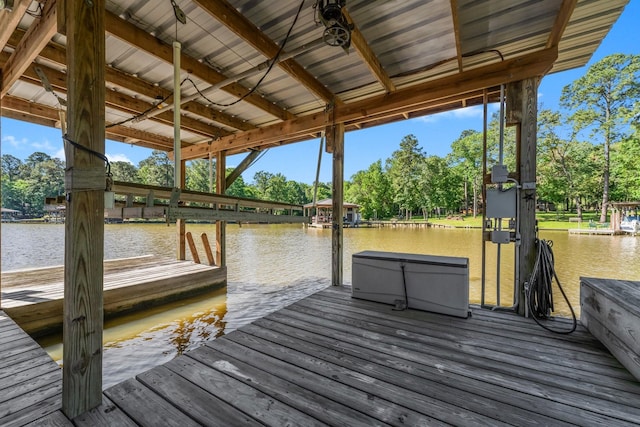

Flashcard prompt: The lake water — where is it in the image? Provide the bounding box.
[2,222,639,388]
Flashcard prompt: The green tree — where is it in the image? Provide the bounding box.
[346,160,392,219]
[185,159,212,192]
[16,152,64,216]
[110,161,139,183]
[284,180,308,204]
[137,150,174,187]
[448,130,484,217]
[226,171,254,198]
[265,173,288,201]
[421,155,461,217]
[386,134,426,219]
[560,53,640,222]
[1,154,22,181]
[537,110,600,217]
[610,134,640,201]
[252,171,274,199]
[306,182,331,202]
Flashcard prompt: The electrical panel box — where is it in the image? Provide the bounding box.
[491,230,511,244]
[486,187,516,218]
[352,251,469,318]
[491,165,509,183]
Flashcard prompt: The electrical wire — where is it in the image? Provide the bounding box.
[525,239,577,334]
[62,135,111,177]
[105,78,190,129]
[189,0,306,108]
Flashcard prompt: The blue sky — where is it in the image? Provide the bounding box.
[1,1,638,184]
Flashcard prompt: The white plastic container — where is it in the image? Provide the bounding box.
[352,250,470,318]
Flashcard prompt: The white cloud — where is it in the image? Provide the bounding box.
[414,104,499,124]
[31,138,61,153]
[53,148,66,161]
[107,153,133,164]
[1,135,26,148]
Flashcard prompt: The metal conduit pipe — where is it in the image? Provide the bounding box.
[173,40,181,186]
[143,38,327,121]
[495,84,505,307]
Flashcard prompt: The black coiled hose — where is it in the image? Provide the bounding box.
[525,239,577,334]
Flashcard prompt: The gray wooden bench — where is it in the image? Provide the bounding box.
[580,277,640,380]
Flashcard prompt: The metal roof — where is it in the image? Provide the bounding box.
[0,0,630,158]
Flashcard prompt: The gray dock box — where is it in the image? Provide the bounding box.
[352,251,470,318]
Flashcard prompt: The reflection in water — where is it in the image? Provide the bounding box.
[3,222,640,387]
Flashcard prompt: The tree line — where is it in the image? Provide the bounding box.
[2,54,639,220]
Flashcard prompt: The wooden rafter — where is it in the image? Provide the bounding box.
[6,28,253,132]
[450,0,464,72]
[181,46,557,160]
[0,0,30,49]
[14,61,228,138]
[547,0,578,48]
[1,95,177,151]
[343,8,395,93]
[104,11,295,122]
[193,0,337,104]
[0,0,57,97]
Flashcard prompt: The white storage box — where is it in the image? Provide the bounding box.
[352,250,470,318]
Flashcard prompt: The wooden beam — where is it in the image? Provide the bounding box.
[181,46,557,160]
[343,9,395,93]
[193,0,337,104]
[62,0,105,417]
[216,151,227,268]
[6,27,253,132]
[547,0,578,49]
[1,0,57,97]
[0,0,30,49]
[1,95,177,150]
[14,60,228,139]
[450,0,464,72]
[328,123,344,286]
[105,11,294,122]
[226,149,261,188]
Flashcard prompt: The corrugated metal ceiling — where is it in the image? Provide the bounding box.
[0,0,630,153]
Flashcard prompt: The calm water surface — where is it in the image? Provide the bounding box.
[2,222,639,388]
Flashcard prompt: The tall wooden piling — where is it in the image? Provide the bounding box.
[216,150,226,267]
[327,122,344,286]
[506,78,538,316]
[63,0,105,417]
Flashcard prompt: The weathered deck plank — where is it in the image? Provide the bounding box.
[99,285,640,426]
[1,257,226,336]
[3,284,640,426]
[0,311,62,427]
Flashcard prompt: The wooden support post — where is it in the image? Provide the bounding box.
[507,79,538,316]
[328,122,344,286]
[216,151,226,267]
[63,0,105,417]
[185,232,200,264]
[201,233,216,266]
[177,160,186,260]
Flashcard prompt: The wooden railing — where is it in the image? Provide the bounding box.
[106,181,309,223]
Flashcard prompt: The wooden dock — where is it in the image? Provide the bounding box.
[0,311,62,426]
[1,256,226,336]
[14,284,635,426]
[568,227,621,235]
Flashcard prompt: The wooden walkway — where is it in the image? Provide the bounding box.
[20,284,635,426]
[0,311,62,427]
[1,256,226,336]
